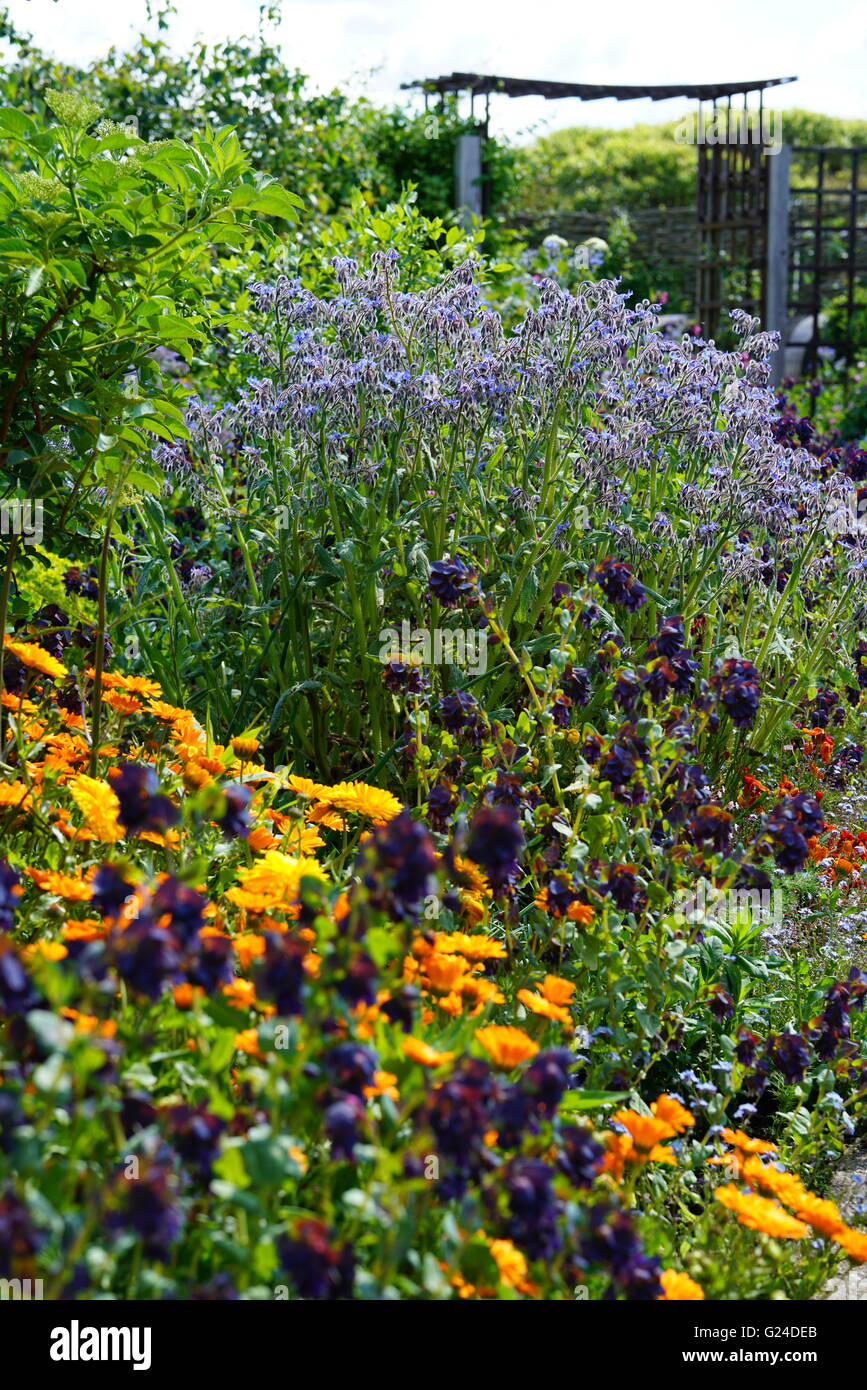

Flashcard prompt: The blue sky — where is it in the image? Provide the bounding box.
[6,0,867,142]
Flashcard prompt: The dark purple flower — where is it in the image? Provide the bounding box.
[164,1104,226,1182]
[0,862,21,932]
[0,1188,42,1276]
[0,940,38,1015]
[502,1158,561,1261]
[465,805,524,894]
[277,1220,354,1299]
[115,1164,183,1261]
[109,762,180,836]
[324,1095,366,1161]
[91,864,134,918]
[110,919,181,1000]
[359,809,436,922]
[770,1031,811,1083]
[589,557,647,612]
[558,1126,604,1189]
[714,657,761,728]
[325,1043,378,1098]
[257,932,307,1016]
[217,784,252,839]
[428,556,480,608]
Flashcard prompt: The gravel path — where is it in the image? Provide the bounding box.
[818,1144,867,1299]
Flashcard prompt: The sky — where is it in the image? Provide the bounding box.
[5,0,867,143]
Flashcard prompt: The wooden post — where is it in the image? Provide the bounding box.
[455,132,483,228]
[766,144,791,386]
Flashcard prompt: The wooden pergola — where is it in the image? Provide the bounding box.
[402,72,798,342]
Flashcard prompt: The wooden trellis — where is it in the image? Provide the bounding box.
[402,72,796,343]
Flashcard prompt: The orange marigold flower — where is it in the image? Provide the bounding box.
[68,774,123,843]
[0,781,32,811]
[424,952,470,993]
[102,689,144,716]
[62,918,107,942]
[517,988,571,1024]
[488,1238,529,1290]
[322,780,403,823]
[834,1227,867,1262]
[234,1028,265,1061]
[148,699,192,722]
[286,773,331,800]
[304,803,347,831]
[402,1037,455,1067]
[475,1025,539,1068]
[719,1127,778,1154]
[24,940,67,962]
[363,1070,399,1101]
[651,1094,695,1134]
[230,735,261,759]
[27,868,93,900]
[540,974,575,1005]
[450,856,491,896]
[433,931,507,961]
[658,1269,705,1301]
[612,1108,677,1150]
[567,901,595,925]
[3,635,66,680]
[714,1184,809,1239]
[226,851,327,911]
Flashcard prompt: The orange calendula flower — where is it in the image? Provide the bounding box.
[230,735,261,759]
[304,803,347,831]
[27,868,93,900]
[432,931,507,961]
[402,1037,455,1067]
[487,1238,529,1291]
[233,933,266,971]
[286,773,331,800]
[0,781,32,811]
[719,1128,778,1154]
[424,952,470,993]
[714,1184,809,1239]
[567,901,595,925]
[834,1227,867,1262]
[226,851,327,912]
[101,689,144,717]
[24,940,67,962]
[450,856,491,896]
[62,918,107,942]
[172,983,195,1009]
[68,774,124,843]
[540,974,575,1005]
[148,699,191,723]
[221,978,257,1010]
[475,1025,539,1068]
[3,635,67,680]
[651,1094,695,1134]
[234,1028,265,1061]
[322,780,403,823]
[517,988,571,1024]
[612,1108,677,1150]
[658,1269,705,1301]
[364,1070,399,1101]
